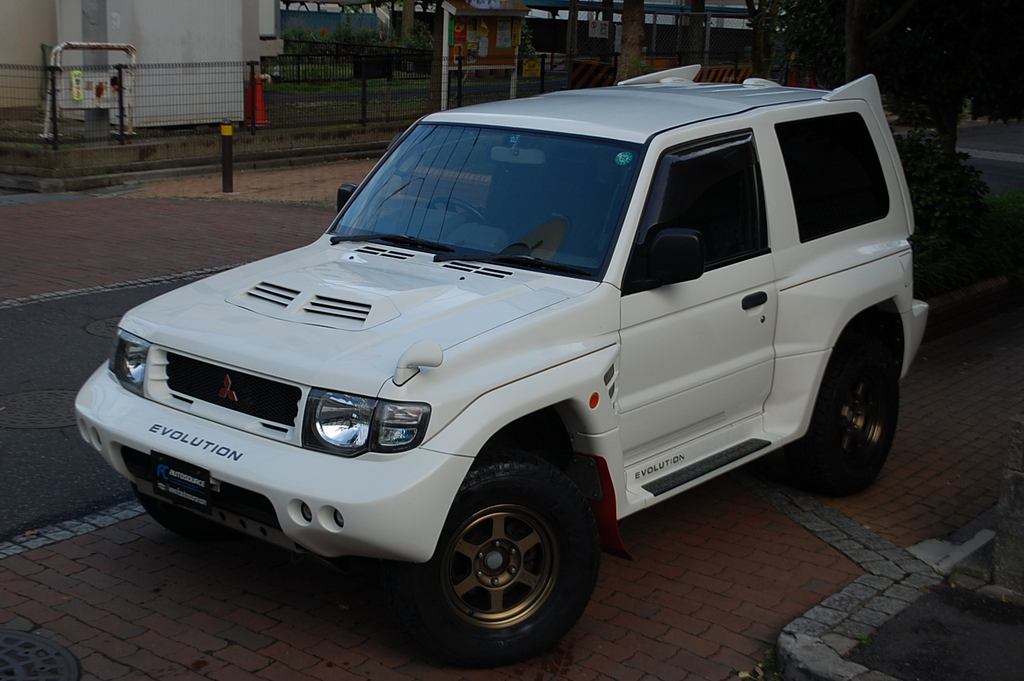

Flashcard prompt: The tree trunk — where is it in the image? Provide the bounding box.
[745,0,779,78]
[686,0,705,65]
[402,0,415,45]
[928,97,961,155]
[845,0,869,82]
[617,0,646,81]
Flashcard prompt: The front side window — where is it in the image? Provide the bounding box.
[623,131,767,292]
[332,124,641,277]
[776,112,890,242]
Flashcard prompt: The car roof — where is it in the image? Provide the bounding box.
[425,82,827,144]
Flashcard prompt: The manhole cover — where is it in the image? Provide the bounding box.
[0,630,81,681]
[0,391,78,429]
[84,317,120,339]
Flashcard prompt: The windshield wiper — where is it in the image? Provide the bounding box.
[330,233,454,253]
[434,251,591,276]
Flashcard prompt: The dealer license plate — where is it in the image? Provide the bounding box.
[153,452,212,514]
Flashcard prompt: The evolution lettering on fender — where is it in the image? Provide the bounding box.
[149,423,245,461]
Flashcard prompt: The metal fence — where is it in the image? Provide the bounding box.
[0,28,759,151]
[0,55,569,150]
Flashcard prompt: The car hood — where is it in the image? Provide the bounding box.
[120,239,598,396]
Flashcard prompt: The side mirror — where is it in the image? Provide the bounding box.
[336,182,358,213]
[648,227,705,287]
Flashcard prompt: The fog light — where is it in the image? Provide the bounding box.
[333,509,345,529]
[300,503,312,523]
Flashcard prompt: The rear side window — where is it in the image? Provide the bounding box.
[776,112,889,242]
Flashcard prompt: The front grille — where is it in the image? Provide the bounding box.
[166,353,301,427]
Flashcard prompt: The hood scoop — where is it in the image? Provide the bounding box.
[354,245,415,260]
[441,261,514,279]
[247,281,300,307]
[232,280,396,330]
[305,294,372,322]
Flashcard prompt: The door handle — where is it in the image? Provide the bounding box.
[742,291,768,310]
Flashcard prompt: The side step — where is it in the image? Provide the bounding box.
[642,438,771,496]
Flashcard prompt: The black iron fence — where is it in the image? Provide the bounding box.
[0,50,763,150]
[0,56,570,150]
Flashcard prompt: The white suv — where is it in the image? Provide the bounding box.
[77,67,927,667]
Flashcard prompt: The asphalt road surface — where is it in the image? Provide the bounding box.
[851,585,1024,681]
[0,281,190,538]
[959,120,1024,194]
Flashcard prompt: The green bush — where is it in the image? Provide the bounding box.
[893,130,1016,298]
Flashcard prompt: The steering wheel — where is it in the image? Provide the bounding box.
[431,196,486,225]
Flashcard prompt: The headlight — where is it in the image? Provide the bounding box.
[303,389,430,457]
[109,330,151,396]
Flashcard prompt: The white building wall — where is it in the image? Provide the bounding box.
[54,0,256,126]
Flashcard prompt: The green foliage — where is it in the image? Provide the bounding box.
[403,19,434,51]
[519,21,536,58]
[780,0,1024,150]
[896,132,1024,298]
[282,23,385,52]
[777,0,846,88]
[896,130,988,243]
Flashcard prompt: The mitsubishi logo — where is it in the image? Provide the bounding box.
[218,374,238,402]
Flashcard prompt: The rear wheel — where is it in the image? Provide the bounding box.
[786,336,899,496]
[383,451,600,667]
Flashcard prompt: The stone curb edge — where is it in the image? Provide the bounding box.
[0,500,144,558]
[738,473,943,681]
[0,264,243,310]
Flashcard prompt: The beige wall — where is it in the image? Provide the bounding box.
[0,0,58,65]
[0,0,56,109]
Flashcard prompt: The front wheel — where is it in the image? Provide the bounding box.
[786,336,900,496]
[383,451,600,667]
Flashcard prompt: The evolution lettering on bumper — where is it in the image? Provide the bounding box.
[149,423,245,461]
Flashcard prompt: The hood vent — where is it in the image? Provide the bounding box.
[442,262,514,279]
[304,295,372,322]
[248,282,300,307]
[355,245,414,260]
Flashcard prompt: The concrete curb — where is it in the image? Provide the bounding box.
[739,474,943,681]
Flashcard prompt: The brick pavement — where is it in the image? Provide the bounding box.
[0,188,1019,680]
[0,199,335,303]
[0,476,861,681]
[823,310,1024,548]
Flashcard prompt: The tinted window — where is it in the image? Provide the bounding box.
[776,112,889,241]
[628,132,766,278]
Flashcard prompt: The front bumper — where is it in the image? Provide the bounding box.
[75,365,471,562]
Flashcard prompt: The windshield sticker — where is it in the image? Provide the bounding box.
[615,151,634,166]
[508,134,520,145]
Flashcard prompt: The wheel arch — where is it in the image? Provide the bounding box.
[474,403,631,559]
[764,294,906,442]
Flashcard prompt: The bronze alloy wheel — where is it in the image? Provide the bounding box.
[838,374,886,468]
[441,504,558,628]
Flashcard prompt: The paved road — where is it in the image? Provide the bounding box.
[0,282,187,537]
[959,120,1024,193]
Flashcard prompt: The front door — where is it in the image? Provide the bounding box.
[617,131,778,467]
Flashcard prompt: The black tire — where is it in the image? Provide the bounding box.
[134,486,238,541]
[786,336,900,496]
[382,451,600,667]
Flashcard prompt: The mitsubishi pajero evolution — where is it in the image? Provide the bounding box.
[76,68,928,666]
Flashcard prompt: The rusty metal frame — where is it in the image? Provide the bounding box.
[42,42,138,143]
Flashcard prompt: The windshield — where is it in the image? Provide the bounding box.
[331,124,641,277]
